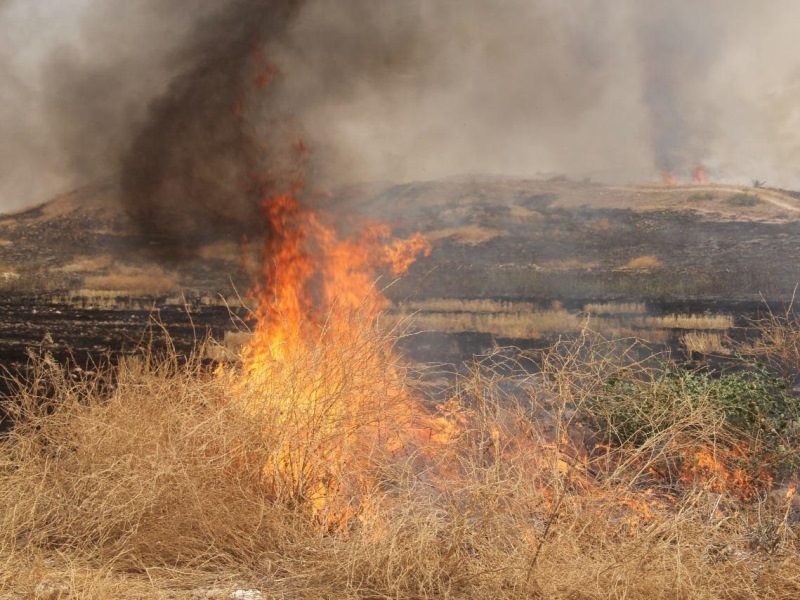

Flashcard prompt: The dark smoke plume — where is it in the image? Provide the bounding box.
[119,0,303,256]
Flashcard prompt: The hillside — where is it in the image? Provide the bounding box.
[0,176,799,305]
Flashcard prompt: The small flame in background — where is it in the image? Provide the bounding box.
[662,166,708,186]
[692,165,708,184]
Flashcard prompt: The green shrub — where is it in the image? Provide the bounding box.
[727,193,761,207]
[688,191,715,201]
[583,366,800,472]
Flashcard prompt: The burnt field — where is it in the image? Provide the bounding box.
[0,298,246,428]
[0,299,242,371]
[0,178,799,377]
[2,177,800,381]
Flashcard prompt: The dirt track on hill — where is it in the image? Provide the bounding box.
[613,184,800,212]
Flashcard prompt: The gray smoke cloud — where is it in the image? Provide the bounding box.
[0,0,799,216]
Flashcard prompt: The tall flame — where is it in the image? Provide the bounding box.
[234,177,432,526]
[245,189,430,363]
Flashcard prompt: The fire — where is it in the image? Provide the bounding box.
[679,444,770,500]
[233,180,434,526]
[692,165,707,184]
[662,171,677,186]
[219,44,440,528]
[245,190,430,363]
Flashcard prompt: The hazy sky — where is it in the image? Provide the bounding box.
[1,0,799,211]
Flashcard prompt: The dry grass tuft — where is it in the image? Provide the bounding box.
[82,263,180,295]
[0,348,304,576]
[584,302,646,315]
[618,255,664,270]
[646,312,734,330]
[426,225,506,244]
[682,331,731,355]
[393,308,583,338]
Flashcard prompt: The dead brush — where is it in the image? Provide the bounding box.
[1,323,800,598]
[291,338,800,598]
[743,294,800,386]
[0,342,306,577]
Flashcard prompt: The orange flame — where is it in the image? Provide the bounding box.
[234,179,433,527]
[692,165,707,184]
[221,46,440,529]
[679,445,770,500]
[245,191,431,362]
[662,171,677,186]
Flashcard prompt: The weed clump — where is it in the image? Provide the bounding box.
[689,191,715,201]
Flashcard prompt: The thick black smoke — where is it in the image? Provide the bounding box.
[118,0,302,255]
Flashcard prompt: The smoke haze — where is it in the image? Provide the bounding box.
[1,0,799,213]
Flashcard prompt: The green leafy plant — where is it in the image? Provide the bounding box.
[583,365,800,473]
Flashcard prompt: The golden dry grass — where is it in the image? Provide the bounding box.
[1,322,799,598]
[426,225,506,244]
[682,331,732,355]
[583,302,646,315]
[393,300,734,345]
[618,255,664,270]
[59,255,114,273]
[82,263,180,295]
[399,298,538,313]
[539,258,600,270]
[646,313,735,330]
[392,308,583,338]
[194,240,241,261]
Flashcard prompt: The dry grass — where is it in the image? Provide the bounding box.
[82,263,180,295]
[393,308,583,338]
[588,322,672,344]
[195,240,241,261]
[539,258,600,270]
[1,322,799,598]
[426,225,506,244]
[392,301,736,344]
[646,313,735,330]
[59,255,114,273]
[618,255,664,270]
[682,331,731,355]
[399,298,537,313]
[737,297,800,398]
[584,302,647,315]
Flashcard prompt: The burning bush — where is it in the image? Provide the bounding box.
[582,363,800,494]
[1,324,800,598]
